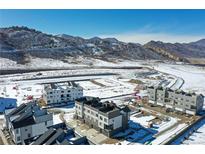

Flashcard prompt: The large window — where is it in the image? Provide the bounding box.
[104,124,113,130]
[16,129,19,134]
[191,105,196,109]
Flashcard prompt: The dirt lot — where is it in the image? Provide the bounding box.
[137,101,200,124]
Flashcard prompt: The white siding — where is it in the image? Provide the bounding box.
[31,120,53,137]
[44,86,83,104]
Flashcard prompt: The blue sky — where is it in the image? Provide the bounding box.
[0,9,205,43]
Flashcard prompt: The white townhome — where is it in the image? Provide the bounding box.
[4,101,53,144]
[43,81,83,105]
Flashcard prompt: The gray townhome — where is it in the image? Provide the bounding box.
[146,86,157,103]
[75,97,130,137]
[147,86,204,115]
[4,101,53,144]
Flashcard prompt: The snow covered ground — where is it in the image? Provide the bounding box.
[151,123,187,145]
[182,121,205,145]
[153,63,205,95]
[130,115,155,128]
[53,114,63,125]
[77,78,135,99]
[151,116,178,133]
[0,84,43,106]
[1,60,205,144]
[0,57,145,70]
[130,113,178,135]
[76,81,101,90]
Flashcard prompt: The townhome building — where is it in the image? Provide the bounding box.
[4,101,53,144]
[147,86,204,115]
[75,97,130,137]
[43,81,83,105]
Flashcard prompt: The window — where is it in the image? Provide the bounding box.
[45,121,47,126]
[50,92,52,94]
[104,118,107,122]
[96,114,98,117]
[100,116,103,120]
[61,91,64,93]
[16,129,19,134]
[25,128,27,132]
[28,133,31,138]
[17,136,21,141]
[191,105,196,109]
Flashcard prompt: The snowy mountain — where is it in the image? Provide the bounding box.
[0,26,205,65]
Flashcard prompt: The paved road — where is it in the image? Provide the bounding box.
[9,75,117,85]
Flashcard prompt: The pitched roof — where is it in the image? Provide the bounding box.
[11,111,36,129]
[32,128,56,145]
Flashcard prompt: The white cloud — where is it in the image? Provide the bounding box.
[100,32,205,44]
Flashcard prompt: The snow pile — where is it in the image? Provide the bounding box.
[63,113,74,122]
[53,114,63,125]
[155,117,178,132]
[130,115,155,127]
